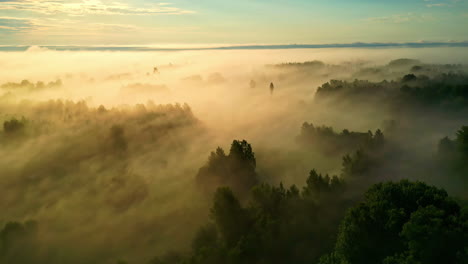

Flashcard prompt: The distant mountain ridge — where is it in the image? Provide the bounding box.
[1,41,468,52]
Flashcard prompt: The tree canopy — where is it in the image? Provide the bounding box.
[196,140,258,197]
[323,180,467,264]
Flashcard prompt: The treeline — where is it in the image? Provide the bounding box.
[0,100,210,264]
[1,112,467,264]
[272,60,327,69]
[147,123,467,264]
[316,73,468,110]
[1,79,62,91]
[1,59,467,264]
[437,126,468,191]
[319,180,467,264]
[268,59,467,84]
[0,100,201,181]
[0,100,197,140]
[297,122,384,155]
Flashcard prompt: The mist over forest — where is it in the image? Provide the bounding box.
[0,47,467,264]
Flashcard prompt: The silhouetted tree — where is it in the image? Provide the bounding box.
[456,126,468,156]
[187,169,350,264]
[211,188,249,247]
[3,118,25,135]
[298,123,385,155]
[196,140,258,197]
[402,74,417,82]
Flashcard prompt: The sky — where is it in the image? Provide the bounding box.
[0,0,467,45]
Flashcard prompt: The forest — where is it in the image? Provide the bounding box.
[0,49,467,264]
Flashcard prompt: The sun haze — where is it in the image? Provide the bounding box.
[0,1,467,264]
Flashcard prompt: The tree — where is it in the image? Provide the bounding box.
[330,180,466,264]
[229,140,256,169]
[436,127,468,190]
[400,205,465,264]
[302,169,343,201]
[3,118,25,135]
[297,123,385,156]
[188,168,349,264]
[456,126,468,156]
[373,129,385,149]
[402,74,417,82]
[210,188,248,247]
[192,224,219,253]
[196,140,258,197]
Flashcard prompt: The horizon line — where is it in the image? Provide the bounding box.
[1,41,468,52]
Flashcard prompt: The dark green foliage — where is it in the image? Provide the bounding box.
[388,59,422,68]
[303,169,344,200]
[341,130,386,183]
[398,74,468,108]
[341,149,377,180]
[190,224,224,264]
[172,168,466,264]
[229,140,256,169]
[196,140,258,197]
[210,188,249,247]
[434,126,468,199]
[456,126,468,156]
[316,79,392,100]
[298,122,385,155]
[328,180,467,264]
[402,74,417,82]
[316,73,468,110]
[399,205,465,264]
[436,126,468,189]
[187,170,348,264]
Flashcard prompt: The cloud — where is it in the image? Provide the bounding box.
[0,16,41,32]
[426,3,448,7]
[0,16,150,37]
[423,0,460,7]
[364,13,434,24]
[0,15,199,42]
[0,0,195,16]
[25,45,50,52]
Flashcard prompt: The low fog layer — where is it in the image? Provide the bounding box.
[0,47,467,264]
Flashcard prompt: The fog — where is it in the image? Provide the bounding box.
[0,47,467,263]
[2,47,467,146]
